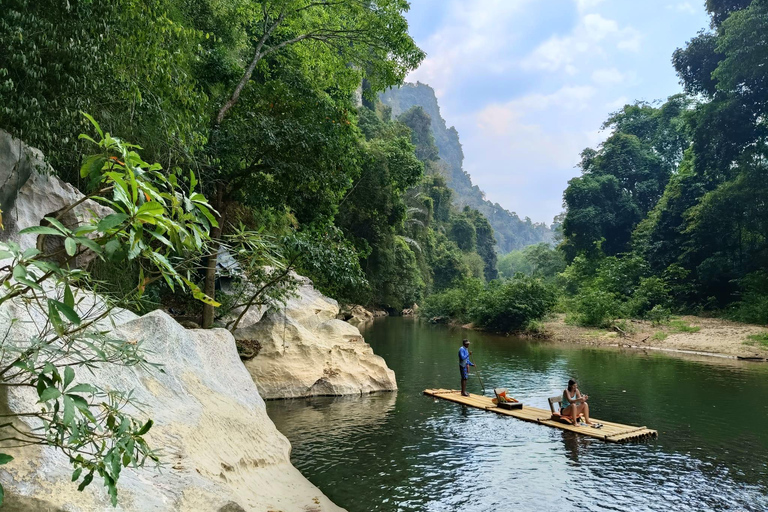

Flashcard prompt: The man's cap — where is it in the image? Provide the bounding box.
[462,338,470,344]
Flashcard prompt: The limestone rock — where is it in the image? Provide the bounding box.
[337,304,374,326]
[0,309,343,512]
[235,277,397,399]
[0,129,112,267]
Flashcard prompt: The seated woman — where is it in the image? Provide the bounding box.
[561,379,598,427]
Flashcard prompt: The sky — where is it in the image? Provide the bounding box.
[403,0,711,225]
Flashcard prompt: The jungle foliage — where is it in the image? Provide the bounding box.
[560,0,768,327]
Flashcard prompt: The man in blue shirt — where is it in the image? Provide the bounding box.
[459,338,475,396]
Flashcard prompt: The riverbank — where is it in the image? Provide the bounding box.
[542,314,768,360]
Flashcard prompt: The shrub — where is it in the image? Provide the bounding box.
[469,277,557,333]
[646,304,671,326]
[419,279,483,322]
[627,277,672,317]
[729,271,768,325]
[573,286,623,328]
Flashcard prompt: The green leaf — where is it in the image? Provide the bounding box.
[80,154,107,179]
[136,419,153,436]
[62,395,75,425]
[38,387,61,402]
[74,237,103,255]
[51,300,81,325]
[67,384,96,394]
[17,225,63,236]
[47,299,64,333]
[16,276,43,291]
[21,247,41,258]
[137,201,164,216]
[71,467,83,482]
[97,213,129,231]
[43,217,70,235]
[77,472,94,492]
[63,366,75,389]
[0,454,14,465]
[81,112,104,138]
[69,395,95,422]
[64,237,77,257]
[64,283,75,308]
[12,265,26,280]
[0,481,4,506]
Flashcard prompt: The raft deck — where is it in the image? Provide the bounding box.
[424,389,657,443]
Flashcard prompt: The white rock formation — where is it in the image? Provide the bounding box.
[235,277,397,399]
[0,131,345,511]
[0,129,112,268]
[0,308,343,512]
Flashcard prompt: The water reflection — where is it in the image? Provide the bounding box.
[267,318,768,512]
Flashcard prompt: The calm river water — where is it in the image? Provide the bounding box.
[265,317,768,511]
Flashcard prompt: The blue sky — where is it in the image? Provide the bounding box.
[403,0,711,224]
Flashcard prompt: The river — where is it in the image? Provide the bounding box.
[265,317,768,511]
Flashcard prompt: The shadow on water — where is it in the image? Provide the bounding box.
[266,317,768,512]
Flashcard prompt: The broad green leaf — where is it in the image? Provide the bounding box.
[74,237,103,254]
[64,237,77,257]
[17,226,62,236]
[97,213,129,231]
[63,395,75,425]
[71,467,82,482]
[136,419,153,436]
[77,472,94,492]
[12,265,26,280]
[67,384,96,394]
[79,154,107,179]
[69,395,95,422]
[38,387,61,402]
[47,299,64,333]
[16,276,43,291]
[43,217,70,235]
[0,454,14,465]
[64,283,75,308]
[52,300,81,325]
[21,247,41,258]
[63,366,75,389]
[81,112,103,138]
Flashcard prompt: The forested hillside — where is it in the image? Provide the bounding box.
[557,0,768,326]
[380,82,553,253]
[0,0,504,319]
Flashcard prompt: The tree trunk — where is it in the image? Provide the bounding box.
[201,182,225,328]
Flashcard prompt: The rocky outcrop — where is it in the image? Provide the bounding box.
[0,308,343,512]
[0,132,344,511]
[0,129,111,268]
[337,304,374,326]
[234,277,397,399]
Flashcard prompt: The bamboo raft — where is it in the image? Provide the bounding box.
[424,389,658,443]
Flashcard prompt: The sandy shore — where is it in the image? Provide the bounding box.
[542,314,768,360]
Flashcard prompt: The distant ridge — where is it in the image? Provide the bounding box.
[380,82,552,253]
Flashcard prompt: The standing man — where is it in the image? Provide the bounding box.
[459,339,475,396]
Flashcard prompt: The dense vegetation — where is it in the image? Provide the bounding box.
[559,0,768,327]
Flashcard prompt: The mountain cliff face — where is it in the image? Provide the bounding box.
[380,82,552,253]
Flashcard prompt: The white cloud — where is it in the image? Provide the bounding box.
[406,0,534,98]
[522,13,642,74]
[592,68,626,85]
[666,2,697,14]
[464,86,606,206]
[575,0,607,12]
